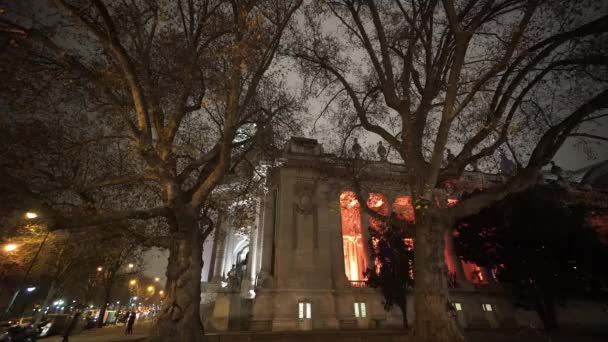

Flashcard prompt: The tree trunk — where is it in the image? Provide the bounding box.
[397,300,409,329]
[535,286,558,331]
[149,206,205,342]
[413,211,466,342]
[97,287,112,328]
[33,283,56,325]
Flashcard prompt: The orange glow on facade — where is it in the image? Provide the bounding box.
[393,196,415,222]
[367,193,390,231]
[444,233,455,274]
[404,238,415,278]
[589,212,608,245]
[462,261,486,283]
[340,191,367,281]
[367,193,390,274]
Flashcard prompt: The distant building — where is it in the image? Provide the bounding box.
[199,137,608,332]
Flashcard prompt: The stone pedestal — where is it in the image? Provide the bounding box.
[209,291,240,331]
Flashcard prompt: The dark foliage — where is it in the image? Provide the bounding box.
[364,220,415,328]
[455,183,608,331]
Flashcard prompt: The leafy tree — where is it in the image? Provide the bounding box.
[0,1,302,341]
[454,184,608,331]
[290,1,608,340]
[86,232,143,328]
[364,221,415,328]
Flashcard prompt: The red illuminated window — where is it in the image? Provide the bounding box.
[393,196,415,222]
[340,191,368,281]
[367,193,389,231]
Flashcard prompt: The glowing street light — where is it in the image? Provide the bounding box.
[159,290,164,296]
[25,212,38,219]
[3,244,18,252]
[129,279,137,285]
[147,286,154,292]
[26,287,36,293]
[128,263,134,269]
[154,277,160,282]
[97,267,103,272]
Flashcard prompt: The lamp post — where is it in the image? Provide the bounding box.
[128,296,138,307]
[1,227,50,320]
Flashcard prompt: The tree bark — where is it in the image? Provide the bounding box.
[413,210,466,342]
[149,206,205,342]
[97,286,112,328]
[397,300,409,329]
[535,285,558,331]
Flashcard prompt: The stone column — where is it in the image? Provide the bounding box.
[250,198,262,280]
[361,209,373,275]
[207,229,219,282]
[257,188,277,287]
[211,218,228,283]
[329,194,349,289]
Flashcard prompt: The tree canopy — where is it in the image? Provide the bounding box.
[455,183,608,330]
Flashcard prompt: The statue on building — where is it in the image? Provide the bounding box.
[550,161,563,180]
[446,148,455,164]
[236,252,249,288]
[227,264,238,290]
[499,149,516,176]
[377,141,387,161]
[352,138,362,159]
[470,159,480,172]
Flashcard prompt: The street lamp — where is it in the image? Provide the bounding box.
[128,263,134,269]
[159,290,164,296]
[3,243,17,252]
[147,286,154,292]
[154,277,160,282]
[129,279,137,285]
[128,296,138,307]
[25,212,38,219]
[97,266,103,272]
[2,230,50,321]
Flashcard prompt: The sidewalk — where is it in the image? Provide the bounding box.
[45,321,150,342]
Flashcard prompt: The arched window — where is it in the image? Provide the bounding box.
[367,193,390,230]
[339,191,367,281]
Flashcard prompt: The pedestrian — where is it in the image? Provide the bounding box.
[125,311,136,335]
[123,311,131,334]
[62,309,81,342]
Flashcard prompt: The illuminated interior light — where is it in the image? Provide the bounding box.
[394,196,415,222]
[340,191,367,281]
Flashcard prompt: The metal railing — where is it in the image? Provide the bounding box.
[349,281,367,288]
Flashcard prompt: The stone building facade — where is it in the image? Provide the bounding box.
[200,137,525,332]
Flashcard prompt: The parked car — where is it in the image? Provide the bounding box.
[0,321,37,342]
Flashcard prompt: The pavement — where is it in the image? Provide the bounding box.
[40,323,607,342]
[44,321,150,342]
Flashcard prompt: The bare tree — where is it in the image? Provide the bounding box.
[0,1,302,341]
[291,1,608,341]
[91,233,143,328]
